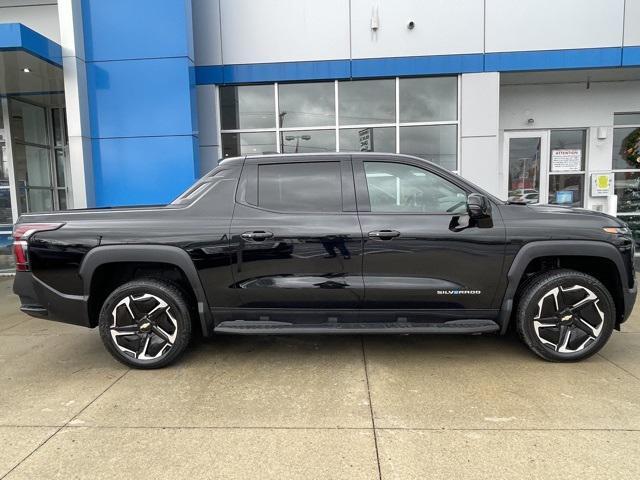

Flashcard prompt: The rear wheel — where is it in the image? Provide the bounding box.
[98,279,192,369]
[516,269,615,362]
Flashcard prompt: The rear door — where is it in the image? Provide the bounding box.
[227,156,364,322]
[354,156,506,320]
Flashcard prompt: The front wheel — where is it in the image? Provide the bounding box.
[516,269,615,362]
[98,279,192,369]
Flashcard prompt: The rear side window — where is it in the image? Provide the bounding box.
[258,162,342,212]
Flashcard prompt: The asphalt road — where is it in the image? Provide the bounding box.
[1,276,639,479]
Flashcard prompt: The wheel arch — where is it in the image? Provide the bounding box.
[498,240,628,334]
[79,245,212,336]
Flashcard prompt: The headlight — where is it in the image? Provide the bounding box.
[603,227,631,235]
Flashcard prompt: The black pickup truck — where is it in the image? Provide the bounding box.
[12,153,637,368]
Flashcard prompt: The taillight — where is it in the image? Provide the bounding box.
[13,223,64,272]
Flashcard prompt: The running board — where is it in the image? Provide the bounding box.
[214,319,500,335]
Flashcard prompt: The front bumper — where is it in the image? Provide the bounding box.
[622,282,638,324]
[13,271,92,327]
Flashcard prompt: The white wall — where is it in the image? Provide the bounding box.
[196,84,220,175]
[0,2,60,42]
[193,0,639,67]
[501,81,640,131]
[218,0,350,64]
[460,73,501,196]
[486,0,625,52]
[192,0,222,65]
[624,0,640,46]
[350,0,484,59]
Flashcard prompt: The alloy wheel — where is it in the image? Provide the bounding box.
[109,293,178,361]
[532,284,605,354]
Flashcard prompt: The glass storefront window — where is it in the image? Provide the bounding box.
[338,79,395,125]
[278,82,335,128]
[339,127,395,153]
[615,172,640,214]
[613,114,640,243]
[218,77,459,170]
[548,174,583,207]
[614,113,640,126]
[400,124,457,171]
[20,188,53,213]
[548,129,585,207]
[281,130,335,153]
[55,149,66,187]
[0,187,11,224]
[617,214,640,247]
[549,130,586,171]
[222,132,276,158]
[613,127,640,170]
[399,77,457,123]
[12,144,52,188]
[10,101,48,145]
[220,85,275,130]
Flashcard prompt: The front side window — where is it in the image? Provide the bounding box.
[364,162,467,214]
[258,162,342,213]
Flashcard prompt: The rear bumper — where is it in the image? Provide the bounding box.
[13,271,92,328]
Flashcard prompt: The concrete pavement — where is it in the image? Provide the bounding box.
[1,276,640,479]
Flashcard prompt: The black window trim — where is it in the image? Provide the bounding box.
[352,155,473,215]
[236,156,355,215]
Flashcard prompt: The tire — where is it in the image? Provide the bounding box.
[515,269,615,362]
[98,278,192,369]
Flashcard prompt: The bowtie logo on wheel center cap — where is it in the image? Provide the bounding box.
[139,320,152,332]
[561,314,573,323]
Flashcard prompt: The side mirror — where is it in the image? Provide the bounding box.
[467,193,491,219]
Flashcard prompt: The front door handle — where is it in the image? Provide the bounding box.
[368,230,400,240]
[241,231,274,241]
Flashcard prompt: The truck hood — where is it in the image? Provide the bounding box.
[525,204,625,226]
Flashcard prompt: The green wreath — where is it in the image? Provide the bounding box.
[622,127,640,167]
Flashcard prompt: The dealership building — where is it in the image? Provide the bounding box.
[1,0,640,269]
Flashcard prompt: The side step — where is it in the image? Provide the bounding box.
[214,319,500,335]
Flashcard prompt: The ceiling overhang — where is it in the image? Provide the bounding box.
[0,23,63,96]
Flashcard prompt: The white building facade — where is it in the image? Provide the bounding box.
[1,0,640,269]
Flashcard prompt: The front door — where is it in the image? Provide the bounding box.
[227,156,364,322]
[354,156,506,320]
[504,130,550,204]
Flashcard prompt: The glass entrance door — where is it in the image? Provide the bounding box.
[505,131,550,204]
[9,98,68,214]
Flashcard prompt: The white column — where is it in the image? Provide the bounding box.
[459,72,501,197]
[1,98,19,223]
[196,84,221,175]
[58,0,94,208]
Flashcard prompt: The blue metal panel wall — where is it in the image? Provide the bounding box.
[82,0,198,207]
[195,47,640,86]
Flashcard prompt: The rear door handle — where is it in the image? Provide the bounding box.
[368,229,400,240]
[241,231,274,241]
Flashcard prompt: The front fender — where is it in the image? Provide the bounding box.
[498,240,631,334]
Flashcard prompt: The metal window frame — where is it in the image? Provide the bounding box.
[217,76,462,172]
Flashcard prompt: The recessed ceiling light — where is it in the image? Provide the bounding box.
[22,67,31,73]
